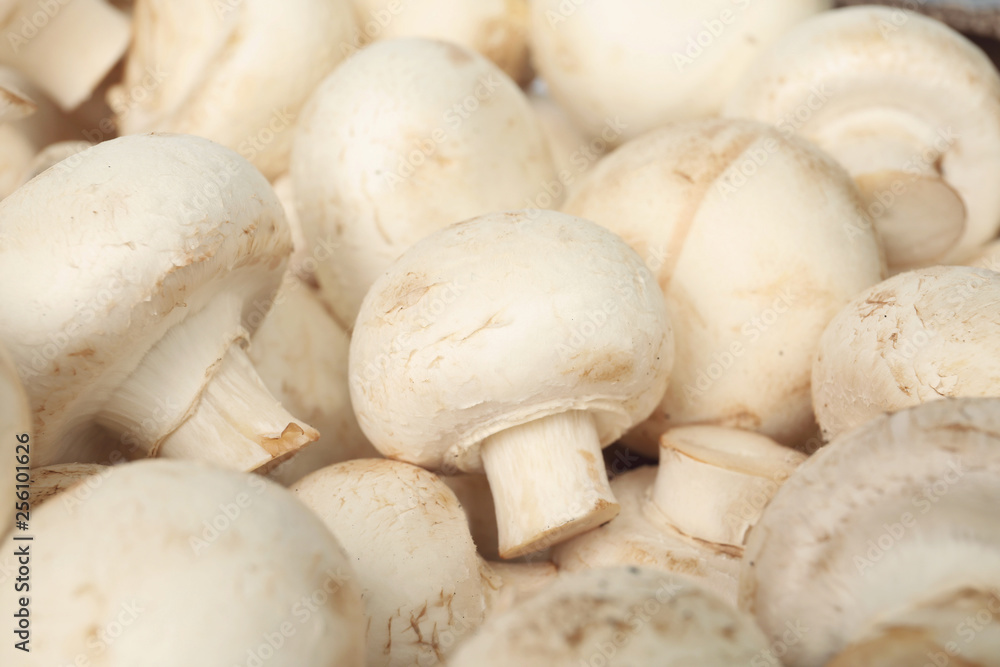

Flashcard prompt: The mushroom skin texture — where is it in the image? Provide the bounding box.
[742,397,1000,667]
[552,426,805,605]
[724,6,1000,270]
[349,0,532,85]
[448,566,770,666]
[0,0,130,111]
[27,462,108,508]
[0,343,31,536]
[349,209,674,558]
[114,0,357,179]
[292,38,557,329]
[813,265,1000,442]
[291,459,555,667]
[0,133,317,471]
[249,273,379,486]
[0,460,365,665]
[563,118,885,457]
[528,0,830,143]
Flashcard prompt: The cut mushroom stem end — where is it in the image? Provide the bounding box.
[481,410,620,559]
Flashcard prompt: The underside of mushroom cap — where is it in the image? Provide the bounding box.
[742,397,1000,667]
[448,566,770,666]
[349,209,673,473]
[0,133,293,464]
[724,5,1000,266]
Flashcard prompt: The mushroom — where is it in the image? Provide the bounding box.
[742,397,1000,667]
[552,426,805,605]
[724,6,1000,271]
[527,81,603,201]
[0,342,31,536]
[349,209,674,558]
[813,265,1000,442]
[113,0,357,179]
[448,566,771,666]
[27,462,108,508]
[19,140,93,185]
[349,0,532,85]
[0,0,130,111]
[291,38,557,329]
[248,273,379,486]
[0,459,365,664]
[271,174,316,286]
[0,133,318,471]
[0,71,35,122]
[528,0,830,144]
[563,118,885,456]
[291,458,557,666]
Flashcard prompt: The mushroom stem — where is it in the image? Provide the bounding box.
[480,411,619,559]
[650,427,804,550]
[98,293,317,472]
[0,0,130,111]
[160,344,318,473]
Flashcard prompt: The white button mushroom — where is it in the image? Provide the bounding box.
[742,397,1000,667]
[528,0,830,143]
[448,566,771,666]
[563,118,885,456]
[350,209,674,558]
[0,459,365,665]
[291,38,557,329]
[813,265,1000,442]
[0,133,318,471]
[724,6,1000,270]
[113,0,357,179]
[0,342,31,536]
[0,0,130,111]
[552,426,805,605]
[291,458,555,667]
[349,0,532,85]
[249,273,379,486]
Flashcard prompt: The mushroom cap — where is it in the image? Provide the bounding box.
[563,118,884,453]
[349,209,674,473]
[292,38,556,328]
[351,0,532,85]
[0,133,291,465]
[551,467,741,605]
[291,458,500,666]
[813,265,1000,440]
[742,397,1000,666]
[448,566,770,666]
[0,459,365,665]
[250,275,378,486]
[529,0,830,141]
[0,342,30,535]
[724,5,1000,264]
[116,0,357,178]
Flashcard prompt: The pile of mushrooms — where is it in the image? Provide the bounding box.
[4,2,1000,665]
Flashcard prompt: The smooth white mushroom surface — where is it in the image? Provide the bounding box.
[0,342,31,536]
[349,0,532,85]
[0,133,317,471]
[813,265,1000,441]
[449,566,771,666]
[725,6,1000,270]
[292,38,556,329]
[742,397,1000,667]
[114,0,357,179]
[0,459,366,665]
[529,0,830,143]
[249,273,379,486]
[350,209,674,558]
[291,459,555,667]
[564,118,885,456]
[553,426,805,605]
[0,0,130,111]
